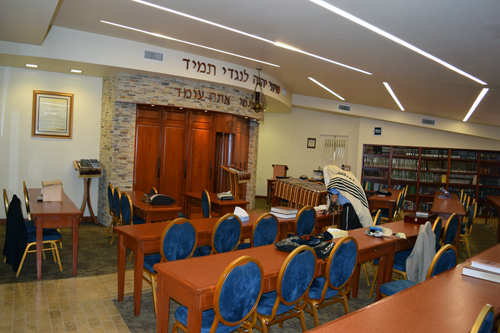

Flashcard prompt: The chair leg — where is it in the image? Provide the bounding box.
[16,246,31,277]
[298,310,308,332]
[309,302,320,327]
[128,251,134,262]
[106,220,114,237]
[110,232,116,245]
[361,263,371,286]
[151,275,158,317]
[51,242,63,272]
[342,295,350,314]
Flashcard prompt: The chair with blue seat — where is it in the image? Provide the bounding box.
[461,202,477,258]
[120,192,146,261]
[106,184,116,237]
[470,304,495,333]
[294,205,316,237]
[432,217,443,252]
[380,192,403,223]
[173,255,264,333]
[438,213,459,251]
[237,213,278,250]
[202,189,212,218]
[305,236,358,327]
[379,244,457,298]
[487,208,498,234]
[255,245,317,333]
[143,218,197,317]
[194,213,242,257]
[110,187,123,245]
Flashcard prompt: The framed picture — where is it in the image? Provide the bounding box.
[307,138,316,149]
[32,90,74,139]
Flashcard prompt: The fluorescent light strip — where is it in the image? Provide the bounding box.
[131,0,370,75]
[25,64,38,68]
[309,0,487,85]
[383,82,405,111]
[101,20,279,67]
[70,69,82,73]
[308,77,345,100]
[463,88,489,122]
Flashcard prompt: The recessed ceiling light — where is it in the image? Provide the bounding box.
[131,0,370,74]
[463,88,489,122]
[383,82,405,111]
[25,64,38,68]
[70,69,82,73]
[308,77,345,100]
[101,20,280,67]
[309,0,487,85]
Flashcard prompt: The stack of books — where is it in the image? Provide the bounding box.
[462,259,500,283]
[271,206,298,219]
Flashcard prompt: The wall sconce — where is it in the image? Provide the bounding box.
[249,68,267,113]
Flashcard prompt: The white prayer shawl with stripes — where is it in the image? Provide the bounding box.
[323,165,372,228]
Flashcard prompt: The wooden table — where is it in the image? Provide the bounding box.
[155,244,328,333]
[28,188,81,280]
[485,195,500,243]
[308,243,500,333]
[183,192,249,219]
[368,189,402,222]
[431,192,465,249]
[267,178,276,205]
[124,191,182,223]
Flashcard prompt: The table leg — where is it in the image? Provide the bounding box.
[36,220,43,280]
[351,265,360,298]
[376,252,394,301]
[156,293,170,333]
[186,304,203,333]
[72,219,78,276]
[133,246,145,316]
[117,233,126,302]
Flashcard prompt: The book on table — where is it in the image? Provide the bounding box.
[471,259,500,274]
[272,212,297,219]
[271,206,298,215]
[462,262,500,284]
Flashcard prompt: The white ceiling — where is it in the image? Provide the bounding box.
[1,0,499,127]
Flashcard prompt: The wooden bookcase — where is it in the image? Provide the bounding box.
[361,144,500,216]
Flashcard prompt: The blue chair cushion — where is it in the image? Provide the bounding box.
[256,291,295,316]
[27,229,62,243]
[393,249,412,272]
[175,306,241,333]
[378,208,389,218]
[308,276,339,300]
[479,311,495,333]
[379,279,416,296]
[253,216,278,247]
[237,243,251,250]
[429,249,456,277]
[143,254,161,273]
[460,222,466,234]
[133,215,146,224]
[193,245,212,257]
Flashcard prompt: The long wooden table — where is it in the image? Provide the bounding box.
[485,195,500,243]
[183,192,249,219]
[28,188,81,280]
[431,192,465,249]
[368,189,402,222]
[308,243,500,333]
[124,191,182,223]
[115,211,334,315]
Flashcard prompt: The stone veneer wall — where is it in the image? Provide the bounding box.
[97,73,260,226]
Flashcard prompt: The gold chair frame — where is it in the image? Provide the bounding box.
[470,304,495,333]
[460,203,477,258]
[16,237,63,277]
[202,189,212,218]
[294,205,316,236]
[442,213,458,248]
[110,187,122,245]
[106,184,116,237]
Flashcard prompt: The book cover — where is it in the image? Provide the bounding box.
[462,263,500,283]
[271,206,298,214]
[471,259,500,275]
[272,212,297,219]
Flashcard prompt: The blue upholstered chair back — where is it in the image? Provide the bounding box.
[278,246,316,305]
[160,219,198,262]
[327,236,358,290]
[373,210,382,226]
[252,214,278,247]
[432,218,442,252]
[120,193,133,225]
[471,304,495,333]
[107,184,114,216]
[113,187,121,221]
[213,214,242,254]
[443,214,459,245]
[215,257,263,327]
[466,203,477,230]
[201,190,211,218]
[428,244,457,278]
[295,206,316,237]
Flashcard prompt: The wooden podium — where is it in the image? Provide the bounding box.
[73,160,102,224]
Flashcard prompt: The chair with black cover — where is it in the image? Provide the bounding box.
[461,202,477,258]
[110,187,123,245]
[106,184,116,237]
[238,213,279,250]
[121,192,146,261]
[202,189,212,218]
[255,245,317,333]
[305,236,358,327]
[173,256,264,333]
[294,205,316,237]
[3,189,9,262]
[470,304,495,333]
[193,213,242,257]
[143,218,197,317]
[438,213,459,251]
[379,244,457,298]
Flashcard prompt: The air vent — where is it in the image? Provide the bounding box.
[338,104,351,111]
[144,50,164,62]
[422,118,436,126]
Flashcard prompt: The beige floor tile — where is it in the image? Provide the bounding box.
[0,324,13,333]
[101,320,116,331]
[64,320,78,331]
[0,315,13,326]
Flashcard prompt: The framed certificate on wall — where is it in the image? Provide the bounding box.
[32,90,74,139]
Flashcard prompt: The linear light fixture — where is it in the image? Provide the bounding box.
[309,0,487,85]
[101,20,279,67]
[463,88,489,122]
[25,64,38,68]
[131,0,371,75]
[308,77,345,100]
[70,69,82,73]
[383,82,405,111]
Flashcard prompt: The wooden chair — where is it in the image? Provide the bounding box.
[272,164,288,179]
[237,213,279,250]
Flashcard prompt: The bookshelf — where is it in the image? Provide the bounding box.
[361,145,500,216]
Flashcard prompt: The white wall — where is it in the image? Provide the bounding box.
[0,66,102,219]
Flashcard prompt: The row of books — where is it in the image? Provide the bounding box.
[363,156,390,167]
[362,181,388,191]
[421,149,448,158]
[450,150,478,160]
[481,152,500,162]
[479,177,500,187]
[362,169,388,179]
[420,172,447,183]
[479,188,500,198]
[393,147,419,156]
[462,259,500,284]
[450,161,477,173]
[391,170,418,181]
[418,202,433,212]
[270,206,297,219]
[392,158,418,170]
[403,200,415,211]
[449,174,476,185]
[420,160,447,171]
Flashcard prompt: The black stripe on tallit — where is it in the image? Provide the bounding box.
[327,177,369,209]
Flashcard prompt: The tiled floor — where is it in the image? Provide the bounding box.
[0,271,148,333]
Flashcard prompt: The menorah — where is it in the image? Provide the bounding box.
[325,136,346,164]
